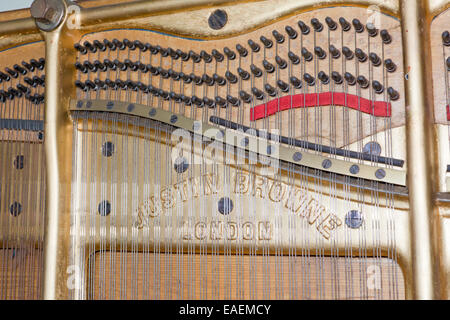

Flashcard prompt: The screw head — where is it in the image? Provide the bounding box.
[208,9,228,30]
[30,0,66,32]
[345,210,363,229]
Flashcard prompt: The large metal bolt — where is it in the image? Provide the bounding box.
[30,0,65,31]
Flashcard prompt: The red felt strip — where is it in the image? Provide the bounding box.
[447,105,450,121]
[250,92,392,121]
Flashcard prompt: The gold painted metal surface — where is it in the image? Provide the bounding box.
[46,0,412,300]
[401,0,440,299]
[70,99,407,186]
[0,0,447,300]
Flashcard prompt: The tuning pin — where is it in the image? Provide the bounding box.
[202,74,214,86]
[325,17,337,30]
[135,40,146,51]
[213,73,226,86]
[13,64,26,76]
[236,44,248,57]
[75,61,88,73]
[113,39,125,50]
[191,95,204,107]
[190,73,202,85]
[166,47,180,60]
[85,79,97,90]
[74,43,87,54]
[168,69,179,80]
[203,97,215,108]
[357,75,369,88]
[443,31,450,46]
[93,60,107,72]
[318,71,329,84]
[355,48,367,62]
[169,92,181,102]
[189,50,201,63]
[178,95,190,105]
[352,19,364,33]
[21,61,34,72]
[200,50,212,63]
[385,59,397,72]
[251,64,263,77]
[260,36,273,48]
[158,46,169,57]
[342,47,354,60]
[147,44,159,54]
[176,49,189,61]
[215,96,227,107]
[331,71,343,84]
[252,87,265,100]
[239,90,252,103]
[329,45,341,59]
[262,60,275,73]
[447,57,450,71]
[248,39,260,52]
[372,80,384,94]
[83,41,97,53]
[380,30,392,44]
[264,83,277,97]
[304,73,315,86]
[92,40,105,52]
[227,95,240,107]
[298,20,310,35]
[24,77,34,87]
[38,58,45,70]
[302,48,313,62]
[126,59,137,71]
[83,61,96,72]
[224,47,236,60]
[272,30,285,43]
[158,67,169,78]
[367,23,378,37]
[178,72,190,84]
[369,53,381,66]
[277,80,290,92]
[104,79,116,90]
[128,80,139,91]
[124,39,136,50]
[290,76,302,89]
[345,72,356,85]
[104,39,116,51]
[288,51,300,65]
[314,46,327,59]
[285,26,298,39]
[311,18,323,32]
[225,71,238,84]
[275,56,287,69]
[339,17,351,31]
[75,80,87,91]
[17,84,30,94]
[147,65,158,75]
[0,71,9,82]
[237,67,250,80]
[387,87,400,100]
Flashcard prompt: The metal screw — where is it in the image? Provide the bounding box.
[218,197,233,215]
[345,210,363,229]
[30,0,65,32]
[208,9,228,30]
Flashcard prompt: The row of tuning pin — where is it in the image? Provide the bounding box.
[75,55,399,100]
[75,70,399,110]
[0,58,45,84]
[443,31,450,71]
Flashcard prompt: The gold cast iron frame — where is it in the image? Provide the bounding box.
[0,0,448,299]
